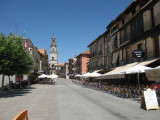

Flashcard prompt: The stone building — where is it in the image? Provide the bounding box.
[88,0,160,74]
[22,38,42,73]
[38,49,49,74]
[76,50,90,74]
[49,35,58,75]
[88,35,105,72]
[68,56,77,79]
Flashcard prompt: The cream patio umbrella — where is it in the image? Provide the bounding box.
[89,72,102,77]
[80,72,92,78]
[47,75,58,79]
[75,74,82,77]
[120,64,152,90]
[38,74,48,78]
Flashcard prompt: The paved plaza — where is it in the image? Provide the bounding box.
[0,84,57,120]
[0,78,160,120]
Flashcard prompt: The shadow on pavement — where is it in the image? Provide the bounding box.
[0,86,36,98]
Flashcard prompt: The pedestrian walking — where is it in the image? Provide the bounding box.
[154,86,160,106]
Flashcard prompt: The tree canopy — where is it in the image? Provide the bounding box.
[0,33,33,76]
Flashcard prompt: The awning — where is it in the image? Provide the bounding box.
[112,51,119,64]
[97,62,138,79]
[138,58,159,66]
[91,70,101,73]
[145,68,160,81]
[120,64,152,74]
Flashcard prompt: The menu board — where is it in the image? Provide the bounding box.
[142,89,159,110]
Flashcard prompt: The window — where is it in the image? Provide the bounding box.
[99,44,102,55]
[52,57,54,61]
[111,25,118,34]
[114,35,118,49]
[138,44,142,50]
[132,8,136,15]
[122,18,124,25]
[131,15,143,40]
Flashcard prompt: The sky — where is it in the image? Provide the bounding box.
[0,0,132,63]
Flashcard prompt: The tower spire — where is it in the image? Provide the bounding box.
[49,34,58,75]
[51,34,56,46]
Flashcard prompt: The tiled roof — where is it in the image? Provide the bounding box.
[38,49,47,55]
[57,63,65,66]
[81,50,90,55]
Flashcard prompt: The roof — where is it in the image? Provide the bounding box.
[88,34,103,47]
[106,0,136,29]
[77,50,90,58]
[81,50,90,55]
[38,49,48,55]
[69,56,77,60]
[57,63,65,66]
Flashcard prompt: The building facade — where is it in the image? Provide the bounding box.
[49,35,58,75]
[76,50,90,74]
[55,63,65,77]
[22,38,42,73]
[88,35,105,72]
[38,49,49,74]
[88,0,160,73]
[68,56,77,78]
[64,62,69,79]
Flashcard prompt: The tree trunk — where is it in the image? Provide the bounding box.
[1,74,5,94]
[8,76,11,89]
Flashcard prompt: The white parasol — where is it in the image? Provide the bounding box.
[47,75,58,79]
[38,74,48,78]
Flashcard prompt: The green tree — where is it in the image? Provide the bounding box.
[12,35,33,75]
[0,33,33,92]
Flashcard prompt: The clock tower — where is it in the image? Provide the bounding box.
[49,35,58,75]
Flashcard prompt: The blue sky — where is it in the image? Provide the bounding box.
[0,0,132,63]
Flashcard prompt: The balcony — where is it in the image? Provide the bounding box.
[120,32,131,45]
[90,51,97,58]
[154,13,160,27]
[98,50,102,56]
[143,19,152,32]
[118,49,160,66]
[147,49,160,59]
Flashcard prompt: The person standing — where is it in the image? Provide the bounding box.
[154,86,160,106]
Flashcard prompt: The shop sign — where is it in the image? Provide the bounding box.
[132,50,145,58]
[141,88,159,110]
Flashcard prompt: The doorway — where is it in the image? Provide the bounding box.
[154,36,160,57]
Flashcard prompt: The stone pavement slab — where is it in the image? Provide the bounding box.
[0,84,57,120]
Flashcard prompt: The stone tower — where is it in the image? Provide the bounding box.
[49,35,58,75]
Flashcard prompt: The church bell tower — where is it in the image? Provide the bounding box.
[49,35,58,75]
